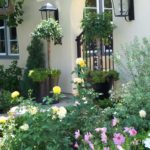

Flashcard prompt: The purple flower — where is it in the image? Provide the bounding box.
[113,133,125,145]
[112,117,119,127]
[75,130,80,139]
[103,147,110,150]
[84,132,92,143]
[101,132,107,144]
[89,141,94,150]
[124,127,130,133]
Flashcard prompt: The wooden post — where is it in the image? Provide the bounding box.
[47,39,51,69]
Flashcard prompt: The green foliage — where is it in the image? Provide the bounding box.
[0,0,6,7]
[32,18,63,44]
[21,37,45,97]
[28,68,61,82]
[0,90,12,112]
[81,12,115,42]
[112,37,150,131]
[7,0,24,26]
[0,60,22,92]
[89,70,119,84]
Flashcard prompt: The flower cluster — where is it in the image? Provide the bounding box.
[11,91,20,99]
[76,58,86,67]
[53,86,61,95]
[73,77,84,84]
[143,133,150,149]
[20,123,29,131]
[0,116,7,124]
[51,106,67,120]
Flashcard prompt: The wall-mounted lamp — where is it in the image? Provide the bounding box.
[111,0,134,21]
[39,3,59,21]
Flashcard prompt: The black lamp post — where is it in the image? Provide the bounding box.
[111,0,134,21]
[39,3,59,21]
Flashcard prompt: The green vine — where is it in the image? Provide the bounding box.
[7,0,24,26]
[0,0,24,26]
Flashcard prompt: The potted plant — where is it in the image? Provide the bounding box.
[28,68,61,101]
[81,12,115,43]
[87,70,119,99]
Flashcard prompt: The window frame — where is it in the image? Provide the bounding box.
[0,19,19,59]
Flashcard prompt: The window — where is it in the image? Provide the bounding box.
[84,0,112,14]
[0,19,19,58]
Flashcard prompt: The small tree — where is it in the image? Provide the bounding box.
[32,18,63,68]
[21,37,45,97]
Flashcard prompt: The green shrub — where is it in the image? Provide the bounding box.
[88,70,119,84]
[21,37,45,97]
[0,61,22,92]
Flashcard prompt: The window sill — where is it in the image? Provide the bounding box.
[0,55,19,59]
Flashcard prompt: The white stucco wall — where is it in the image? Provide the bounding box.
[0,0,85,94]
[113,0,150,81]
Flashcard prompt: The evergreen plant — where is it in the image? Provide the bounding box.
[21,37,45,97]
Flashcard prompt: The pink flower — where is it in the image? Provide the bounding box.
[112,117,119,127]
[124,127,137,136]
[124,127,130,133]
[84,132,92,143]
[128,128,137,136]
[75,130,80,139]
[89,141,94,150]
[103,147,110,150]
[100,127,107,133]
[113,133,125,145]
[95,128,101,132]
[74,142,79,148]
[101,132,107,144]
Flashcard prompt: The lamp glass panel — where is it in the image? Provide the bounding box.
[112,0,128,16]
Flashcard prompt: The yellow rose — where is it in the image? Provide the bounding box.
[28,70,34,77]
[11,91,20,99]
[0,116,7,124]
[76,58,86,67]
[53,86,61,94]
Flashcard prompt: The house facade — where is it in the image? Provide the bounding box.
[0,0,150,93]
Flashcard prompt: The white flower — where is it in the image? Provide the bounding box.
[139,110,146,118]
[20,123,29,131]
[82,97,86,101]
[148,133,150,137]
[74,101,80,106]
[8,106,27,117]
[28,106,38,115]
[57,107,67,120]
[73,78,84,84]
[51,106,59,114]
[143,138,150,148]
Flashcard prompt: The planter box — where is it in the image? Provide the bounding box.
[92,81,113,99]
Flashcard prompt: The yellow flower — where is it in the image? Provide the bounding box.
[53,86,61,94]
[76,58,86,67]
[11,91,20,99]
[28,70,34,77]
[0,116,7,124]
